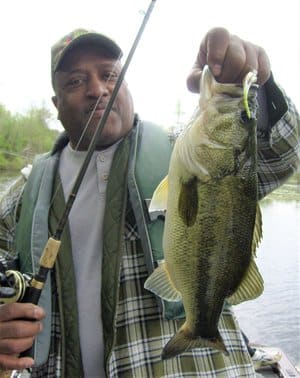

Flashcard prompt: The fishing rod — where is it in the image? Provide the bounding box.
[0,0,157,306]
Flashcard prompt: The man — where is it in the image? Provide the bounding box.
[0,27,299,377]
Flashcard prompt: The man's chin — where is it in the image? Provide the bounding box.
[71,117,131,150]
[74,132,122,151]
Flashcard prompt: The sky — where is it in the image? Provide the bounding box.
[0,0,299,131]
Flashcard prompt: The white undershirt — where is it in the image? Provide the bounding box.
[59,142,118,377]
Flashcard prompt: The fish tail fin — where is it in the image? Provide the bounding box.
[162,324,228,360]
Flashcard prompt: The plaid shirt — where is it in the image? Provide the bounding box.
[1,89,300,377]
[256,94,300,198]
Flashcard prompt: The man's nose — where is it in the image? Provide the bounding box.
[86,77,109,98]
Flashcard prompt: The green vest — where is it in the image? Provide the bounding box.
[15,119,185,373]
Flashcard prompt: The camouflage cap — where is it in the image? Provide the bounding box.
[51,28,122,87]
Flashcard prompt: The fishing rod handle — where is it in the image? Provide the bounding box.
[21,237,61,303]
[19,283,45,359]
[21,275,46,305]
[20,237,61,359]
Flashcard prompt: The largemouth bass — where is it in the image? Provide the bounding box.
[144,65,264,359]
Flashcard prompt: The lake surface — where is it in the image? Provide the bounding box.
[0,171,299,367]
[235,185,300,367]
[0,172,20,194]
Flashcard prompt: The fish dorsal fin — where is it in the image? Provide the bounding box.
[144,262,182,302]
[149,175,169,213]
[199,65,215,109]
[178,178,198,227]
[226,257,264,305]
[252,204,263,256]
[227,204,264,305]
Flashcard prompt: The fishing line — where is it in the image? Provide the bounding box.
[20,0,157,306]
[48,53,123,211]
[48,3,155,213]
[73,52,124,151]
[19,4,156,279]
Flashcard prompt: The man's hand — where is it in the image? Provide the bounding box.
[0,303,45,370]
[187,27,271,92]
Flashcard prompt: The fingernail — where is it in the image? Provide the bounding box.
[33,305,45,318]
[24,359,34,369]
[212,64,222,76]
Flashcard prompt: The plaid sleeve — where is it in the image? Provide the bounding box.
[0,176,25,267]
[257,84,300,199]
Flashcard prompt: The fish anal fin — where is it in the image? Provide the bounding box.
[149,175,169,213]
[144,263,182,302]
[162,324,228,360]
[178,177,198,227]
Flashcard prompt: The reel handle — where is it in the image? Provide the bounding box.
[0,270,27,304]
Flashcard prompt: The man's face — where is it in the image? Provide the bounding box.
[52,44,134,150]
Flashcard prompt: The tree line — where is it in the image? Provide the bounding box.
[0,104,60,170]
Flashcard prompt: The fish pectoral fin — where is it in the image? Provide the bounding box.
[144,263,182,302]
[178,177,198,227]
[226,257,264,305]
[149,175,169,213]
[162,325,228,360]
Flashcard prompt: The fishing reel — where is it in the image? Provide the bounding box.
[0,265,31,304]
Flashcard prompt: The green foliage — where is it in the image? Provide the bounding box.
[0,103,60,170]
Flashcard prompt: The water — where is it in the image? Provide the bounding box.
[0,172,20,194]
[0,172,299,366]
[235,187,300,367]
